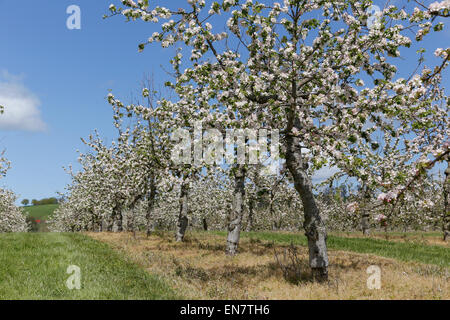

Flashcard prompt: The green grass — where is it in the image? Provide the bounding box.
[208,231,450,267]
[23,204,59,219]
[0,233,179,300]
[331,230,443,238]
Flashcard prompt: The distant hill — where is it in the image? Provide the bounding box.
[23,204,59,220]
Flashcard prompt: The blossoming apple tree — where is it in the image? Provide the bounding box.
[0,106,28,232]
[107,0,449,281]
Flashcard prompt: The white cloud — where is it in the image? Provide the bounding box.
[0,71,47,132]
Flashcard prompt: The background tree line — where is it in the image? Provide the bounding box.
[21,197,59,206]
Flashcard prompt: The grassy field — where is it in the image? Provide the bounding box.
[0,233,179,299]
[332,230,443,238]
[0,230,447,300]
[88,231,449,300]
[209,231,449,267]
[23,204,59,219]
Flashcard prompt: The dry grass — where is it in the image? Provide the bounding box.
[86,231,449,300]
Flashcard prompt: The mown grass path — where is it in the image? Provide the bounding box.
[0,233,179,299]
[210,231,450,267]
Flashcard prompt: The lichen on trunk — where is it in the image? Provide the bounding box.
[146,175,157,237]
[361,187,371,236]
[443,157,449,241]
[112,203,123,232]
[175,179,189,242]
[285,117,329,282]
[361,213,370,236]
[226,165,246,255]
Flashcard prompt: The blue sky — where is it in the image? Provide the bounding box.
[0,0,448,203]
[0,0,177,203]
